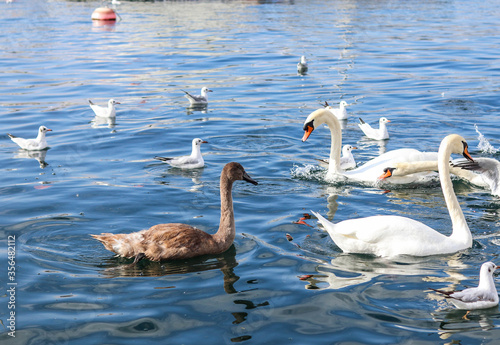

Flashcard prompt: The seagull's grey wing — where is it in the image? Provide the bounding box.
[451,288,496,303]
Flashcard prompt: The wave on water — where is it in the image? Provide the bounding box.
[290,163,326,182]
[475,124,498,154]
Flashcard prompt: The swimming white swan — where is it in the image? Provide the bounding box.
[358,117,390,140]
[182,87,212,107]
[311,134,474,257]
[297,56,308,74]
[89,99,120,118]
[8,126,52,150]
[379,158,498,196]
[154,138,208,169]
[430,261,499,310]
[301,108,438,183]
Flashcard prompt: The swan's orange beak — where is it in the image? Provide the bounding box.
[462,142,474,162]
[378,167,394,180]
[302,120,315,142]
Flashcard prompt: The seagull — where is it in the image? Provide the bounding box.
[318,144,358,170]
[89,99,120,118]
[154,138,208,169]
[8,126,52,150]
[182,87,212,107]
[429,262,499,310]
[323,101,349,120]
[297,56,308,74]
[358,117,390,140]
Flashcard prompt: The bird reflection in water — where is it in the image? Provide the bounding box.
[14,149,49,169]
[97,245,270,337]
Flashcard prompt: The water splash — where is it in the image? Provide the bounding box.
[290,164,326,182]
[475,124,498,154]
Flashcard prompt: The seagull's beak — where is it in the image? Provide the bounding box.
[386,120,391,122]
[378,168,394,180]
[115,102,121,104]
[46,128,53,132]
[202,140,208,144]
[352,146,358,150]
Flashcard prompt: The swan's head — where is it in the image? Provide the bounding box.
[480,261,499,278]
[302,109,332,142]
[442,134,474,162]
[192,138,208,147]
[109,99,120,106]
[380,117,391,124]
[378,167,395,180]
[39,126,52,133]
[223,162,258,185]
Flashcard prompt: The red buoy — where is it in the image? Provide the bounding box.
[91,7,117,21]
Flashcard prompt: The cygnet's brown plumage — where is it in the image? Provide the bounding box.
[91,162,258,262]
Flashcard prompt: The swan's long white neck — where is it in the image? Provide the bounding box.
[320,112,343,176]
[439,137,471,246]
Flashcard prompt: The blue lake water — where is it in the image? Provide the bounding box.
[1,0,500,344]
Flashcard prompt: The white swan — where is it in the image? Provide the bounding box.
[318,145,357,170]
[379,158,499,196]
[89,99,120,118]
[301,108,438,183]
[8,126,52,150]
[358,117,390,140]
[154,138,207,169]
[311,134,474,257]
[182,87,212,107]
[297,56,308,74]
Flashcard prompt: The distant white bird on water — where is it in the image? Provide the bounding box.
[8,126,52,150]
[318,144,358,170]
[297,56,308,74]
[182,87,212,107]
[358,117,391,140]
[89,99,120,118]
[323,101,349,120]
[429,261,499,311]
[154,138,208,169]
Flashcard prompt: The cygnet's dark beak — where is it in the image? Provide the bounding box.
[243,172,258,185]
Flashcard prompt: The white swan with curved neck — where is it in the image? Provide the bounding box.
[379,160,489,189]
[301,108,438,183]
[312,134,474,257]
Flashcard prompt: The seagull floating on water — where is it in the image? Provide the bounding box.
[8,126,52,150]
[154,138,208,169]
[297,56,308,74]
[323,101,349,120]
[429,261,499,310]
[358,117,391,140]
[318,144,358,170]
[182,87,212,107]
[89,99,120,118]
